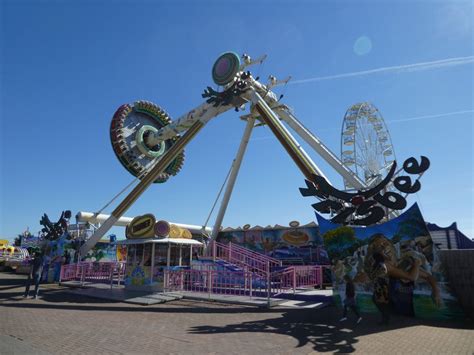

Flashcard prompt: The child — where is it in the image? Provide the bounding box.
[340,275,362,324]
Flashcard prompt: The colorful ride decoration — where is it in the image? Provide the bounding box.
[110,101,185,184]
[217,223,329,265]
[126,214,193,239]
[0,241,15,258]
[39,210,72,241]
[300,156,430,226]
[129,265,148,286]
[125,214,156,239]
[168,224,192,239]
[281,230,309,246]
[317,203,464,320]
[212,52,241,86]
[154,220,171,237]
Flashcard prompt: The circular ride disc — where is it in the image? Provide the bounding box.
[169,224,182,238]
[110,101,185,183]
[154,220,171,237]
[212,52,241,86]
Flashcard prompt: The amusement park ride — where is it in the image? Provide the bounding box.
[79,52,429,256]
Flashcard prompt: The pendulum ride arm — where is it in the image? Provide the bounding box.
[274,107,367,190]
[79,120,206,256]
[244,76,367,189]
[146,101,235,145]
[209,116,256,240]
[245,89,322,181]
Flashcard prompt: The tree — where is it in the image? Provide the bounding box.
[322,226,357,260]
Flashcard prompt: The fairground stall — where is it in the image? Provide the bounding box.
[116,214,203,291]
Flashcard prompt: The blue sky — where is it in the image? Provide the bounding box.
[1,0,473,242]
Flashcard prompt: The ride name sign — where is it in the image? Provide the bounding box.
[126,214,156,239]
[300,156,430,226]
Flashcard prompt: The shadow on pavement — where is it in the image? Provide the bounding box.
[0,276,29,287]
[189,307,474,353]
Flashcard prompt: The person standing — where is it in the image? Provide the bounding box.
[340,275,362,324]
[24,251,44,299]
[370,252,391,325]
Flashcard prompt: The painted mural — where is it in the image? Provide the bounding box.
[217,224,329,265]
[317,203,463,320]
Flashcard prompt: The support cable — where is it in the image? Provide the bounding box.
[94,154,163,216]
[202,160,234,229]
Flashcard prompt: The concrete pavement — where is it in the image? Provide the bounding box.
[1,272,473,354]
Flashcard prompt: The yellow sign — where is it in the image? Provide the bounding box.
[168,224,192,239]
[126,214,156,239]
[282,231,309,246]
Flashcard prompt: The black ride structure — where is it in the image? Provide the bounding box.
[300,156,430,226]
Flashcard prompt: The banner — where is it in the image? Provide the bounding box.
[317,203,463,320]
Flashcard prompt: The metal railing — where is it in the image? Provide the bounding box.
[205,241,282,277]
[163,265,323,301]
[59,262,125,288]
[164,268,267,297]
[59,260,325,306]
[271,265,323,295]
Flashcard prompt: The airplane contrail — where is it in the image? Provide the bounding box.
[291,56,474,84]
[388,109,474,123]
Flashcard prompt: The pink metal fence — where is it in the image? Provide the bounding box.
[205,241,282,277]
[59,262,125,287]
[59,259,324,302]
[164,265,323,299]
[59,263,78,282]
[271,265,323,295]
[164,269,267,297]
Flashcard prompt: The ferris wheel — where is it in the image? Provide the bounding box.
[340,102,396,190]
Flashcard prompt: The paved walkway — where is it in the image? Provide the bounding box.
[1,272,473,354]
[60,280,330,308]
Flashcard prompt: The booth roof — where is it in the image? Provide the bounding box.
[115,238,203,246]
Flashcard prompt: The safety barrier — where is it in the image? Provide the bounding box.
[59,262,125,287]
[59,260,324,304]
[164,268,267,297]
[205,241,282,277]
[271,265,323,295]
[59,263,79,282]
[164,265,323,300]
